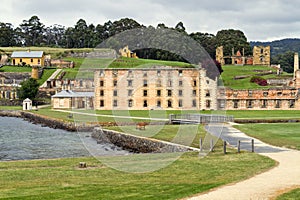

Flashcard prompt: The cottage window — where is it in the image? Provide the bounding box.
[247,100,253,108]
[178,80,183,87]
[219,100,225,108]
[31,59,33,63]
[261,100,267,108]
[143,79,148,87]
[275,100,281,108]
[289,100,295,108]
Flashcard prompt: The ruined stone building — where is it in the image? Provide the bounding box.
[219,53,300,110]
[216,46,270,66]
[93,67,218,110]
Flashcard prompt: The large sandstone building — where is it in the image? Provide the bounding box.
[94,67,218,110]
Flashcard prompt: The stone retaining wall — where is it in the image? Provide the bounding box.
[92,127,198,153]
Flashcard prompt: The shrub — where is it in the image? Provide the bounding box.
[250,76,268,86]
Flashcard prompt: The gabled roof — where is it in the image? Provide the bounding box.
[52,90,94,98]
[11,51,44,58]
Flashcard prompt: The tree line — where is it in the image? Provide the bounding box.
[0,16,252,59]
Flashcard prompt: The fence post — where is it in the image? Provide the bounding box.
[199,138,203,152]
[210,139,214,152]
[237,140,241,153]
[251,139,254,153]
[223,141,227,154]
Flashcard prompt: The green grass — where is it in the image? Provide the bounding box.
[37,68,57,85]
[0,152,275,199]
[226,110,300,120]
[0,65,32,73]
[276,188,300,200]
[0,106,22,110]
[234,123,300,150]
[221,65,292,89]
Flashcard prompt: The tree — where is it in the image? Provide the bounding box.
[190,32,217,59]
[17,78,39,100]
[271,51,295,73]
[174,21,186,33]
[19,16,45,46]
[0,22,16,46]
[215,29,252,57]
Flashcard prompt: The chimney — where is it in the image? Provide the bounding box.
[294,52,299,79]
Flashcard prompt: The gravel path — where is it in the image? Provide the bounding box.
[188,123,300,200]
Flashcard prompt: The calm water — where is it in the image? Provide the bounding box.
[0,117,128,161]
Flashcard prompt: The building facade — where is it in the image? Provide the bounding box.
[94,67,218,110]
[11,51,45,66]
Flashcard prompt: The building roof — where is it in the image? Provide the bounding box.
[11,51,44,58]
[52,90,94,98]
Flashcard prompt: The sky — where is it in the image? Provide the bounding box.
[0,0,299,42]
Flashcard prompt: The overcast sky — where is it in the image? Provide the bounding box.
[1,0,299,41]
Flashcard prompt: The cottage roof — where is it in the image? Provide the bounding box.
[11,51,44,58]
[23,98,32,103]
[52,90,94,98]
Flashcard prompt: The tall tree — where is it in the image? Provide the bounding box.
[190,32,217,59]
[271,51,294,73]
[17,78,39,100]
[0,22,16,46]
[20,16,45,46]
[215,29,252,56]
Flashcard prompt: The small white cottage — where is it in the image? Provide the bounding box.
[23,98,32,110]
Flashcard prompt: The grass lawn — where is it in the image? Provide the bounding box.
[38,68,57,85]
[276,188,300,200]
[0,65,32,73]
[234,123,300,150]
[221,65,293,89]
[0,105,22,110]
[226,110,300,120]
[0,152,275,199]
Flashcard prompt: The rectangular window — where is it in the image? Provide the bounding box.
[128,99,133,107]
[113,80,117,87]
[100,100,104,107]
[178,90,183,97]
[193,80,197,87]
[113,100,118,107]
[192,99,197,107]
[261,100,267,108]
[178,99,183,107]
[143,90,148,97]
[205,90,210,97]
[167,90,172,97]
[20,59,22,62]
[128,70,133,77]
[178,80,183,87]
[31,59,33,62]
[157,70,161,77]
[193,90,197,97]
[178,70,183,76]
[99,70,105,77]
[143,72,147,77]
[156,80,162,87]
[233,100,239,108]
[100,80,104,87]
[113,90,118,97]
[128,90,133,96]
[128,80,133,87]
[168,80,172,87]
[289,100,295,108]
[248,90,253,97]
[246,100,253,108]
[143,80,148,87]
[112,70,118,77]
[143,100,148,107]
[219,100,225,108]
[157,100,161,107]
[275,100,281,108]
[157,90,161,97]
[100,90,104,96]
[206,100,211,108]
[277,92,282,96]
[263,92,268,97]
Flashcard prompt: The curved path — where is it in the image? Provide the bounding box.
[188,123,300,200]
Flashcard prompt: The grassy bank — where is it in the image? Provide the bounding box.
[234,123,300,150]
[0,152,275,199]
[277,188,300,200]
